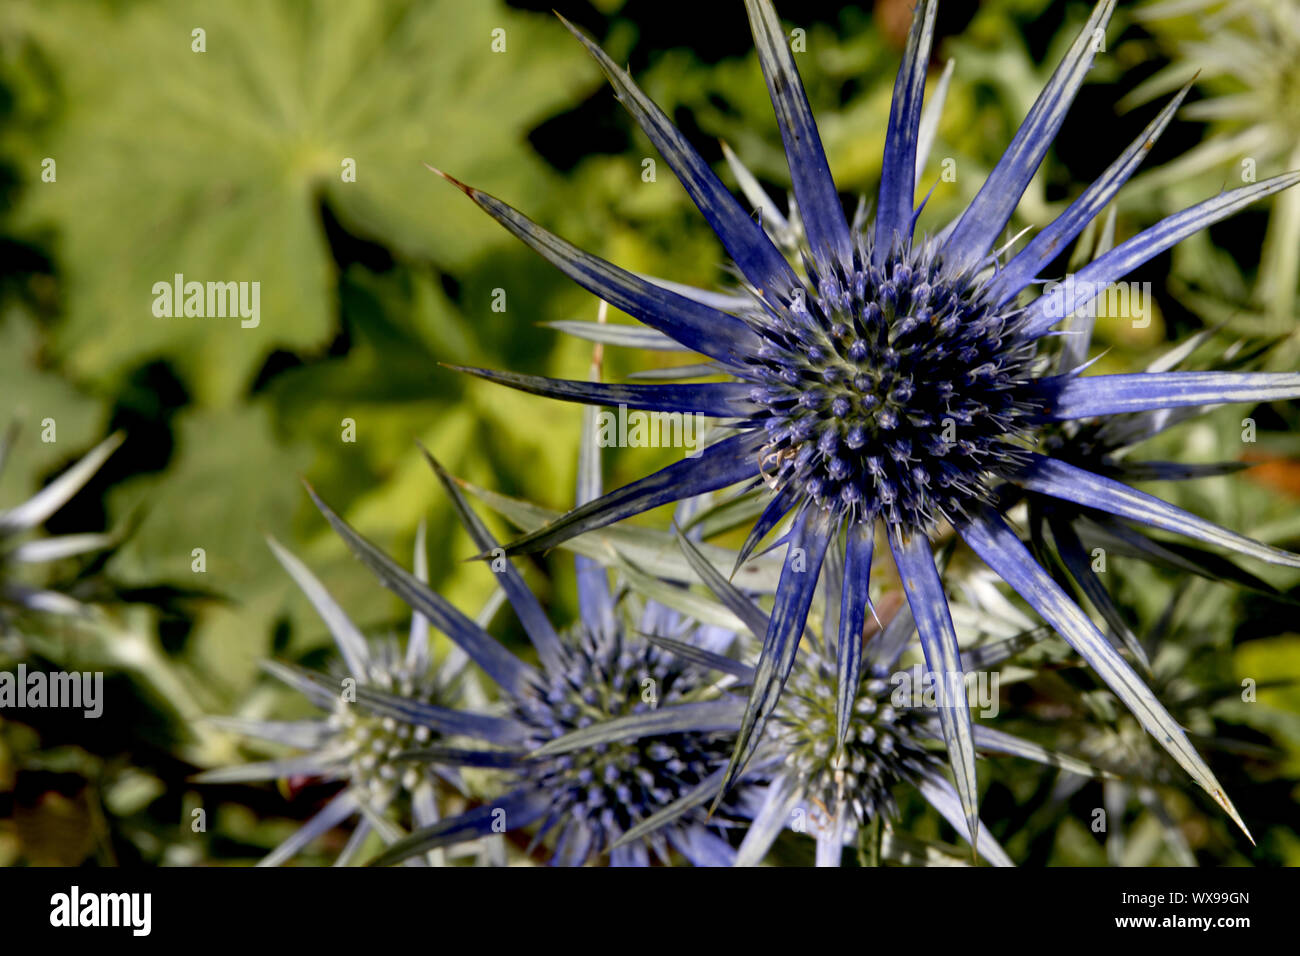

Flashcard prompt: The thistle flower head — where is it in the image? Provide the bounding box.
[198,525,474,867]
[510,617,738,862]
[323,638,443,799]
[291,445,755,867]
[431,0,1300,850]
[591,530,1110,866]
[772,647,937,827]
[745,240,1041,533]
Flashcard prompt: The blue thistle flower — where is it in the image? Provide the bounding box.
[0,427,122,629]
[426,0,1300,842]
[557,528,1113,866]
[304,445,756,867]
[197,523,491,867]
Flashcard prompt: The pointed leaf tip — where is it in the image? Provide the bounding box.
[1213,788,1254,844]
[423,163,472,195]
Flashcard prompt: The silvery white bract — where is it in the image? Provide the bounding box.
[426,0,1300,841]
[0,427,122,630]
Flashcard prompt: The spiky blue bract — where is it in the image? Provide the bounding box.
[431,0,1300,837]
[1012,309,1299,681]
